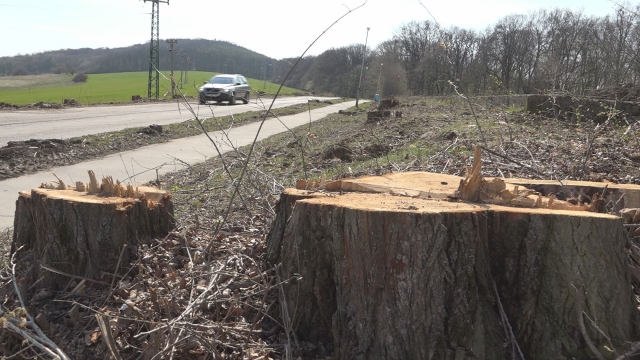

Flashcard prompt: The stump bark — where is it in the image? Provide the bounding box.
[267,169,639,359]
[13,173,174,289]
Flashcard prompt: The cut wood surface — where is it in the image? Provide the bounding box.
[299,171,587,211]
[270,163,640,359]
[506,178,640,208]
[12,172,174,289]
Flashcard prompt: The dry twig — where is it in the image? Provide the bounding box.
[9,246,70,360]
[493,281,525,360]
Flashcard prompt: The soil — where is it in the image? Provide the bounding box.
[0,96,192,111]
[2,95,640,359]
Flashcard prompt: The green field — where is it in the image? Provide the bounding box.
[0,71,304,105]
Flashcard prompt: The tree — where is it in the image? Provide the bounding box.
[11,64,28,76]
[72,73,88,83]
[369,41,409,97]
[299,45,368,97]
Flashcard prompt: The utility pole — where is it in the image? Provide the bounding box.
[263,63,271,90]
[166,39,178,96]
[363,66,368,98]
[355,27,370,108]
[178,52,184,89]
[144,0,169,99]
[178,53,189,89]
[183,54,189,86]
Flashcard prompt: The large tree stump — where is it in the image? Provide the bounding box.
[12,172,174,289]
[267,155,639,359]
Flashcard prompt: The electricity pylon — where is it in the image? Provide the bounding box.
[144,0,169,99]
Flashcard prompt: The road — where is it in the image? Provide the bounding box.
[0,100,363,230]
[0,97,335,147]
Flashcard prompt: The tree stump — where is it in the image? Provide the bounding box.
[267,150,639,359]
[366,110,391,123]
[12,171,174,290]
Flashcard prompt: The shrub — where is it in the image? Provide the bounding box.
[12,65,28,76]
[72,73,88,83]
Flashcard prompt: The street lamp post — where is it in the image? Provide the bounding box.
[355,27,370,108]
[363,66,368,99]
[377,63,383,94]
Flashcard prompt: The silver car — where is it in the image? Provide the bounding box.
[198,74,250,105]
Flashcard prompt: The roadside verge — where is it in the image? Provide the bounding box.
[0,100,362,230]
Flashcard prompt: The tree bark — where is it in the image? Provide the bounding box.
[268,172,639,359]
[13,185,173,290]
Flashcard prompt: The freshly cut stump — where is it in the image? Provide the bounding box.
[13,172,174,289]
[268,170,639,359]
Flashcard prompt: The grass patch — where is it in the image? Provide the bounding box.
[170,96,528,195]
[0,71,304,105]
[215,100,448,186]
[0,228,11,269]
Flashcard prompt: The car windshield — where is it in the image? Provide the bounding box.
[210,76,234,84]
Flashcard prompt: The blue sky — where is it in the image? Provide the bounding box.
[0,0,622,59]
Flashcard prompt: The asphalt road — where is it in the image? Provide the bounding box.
[0,96,335,147]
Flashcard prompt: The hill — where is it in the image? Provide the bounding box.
[0,39,278,82]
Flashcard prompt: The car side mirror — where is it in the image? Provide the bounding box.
[204,81,208,84]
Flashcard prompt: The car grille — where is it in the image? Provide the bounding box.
[206,89,220,94]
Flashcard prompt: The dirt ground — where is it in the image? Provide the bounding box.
[2,95,640,359]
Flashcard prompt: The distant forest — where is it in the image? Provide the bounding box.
[3,4,640,99]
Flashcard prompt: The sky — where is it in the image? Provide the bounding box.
[0,0,623,60]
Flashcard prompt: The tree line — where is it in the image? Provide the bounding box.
[3,4,640,99]
[273,4,640,99]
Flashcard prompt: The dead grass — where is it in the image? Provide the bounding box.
[0,74,74,89]
[0,228,10,268]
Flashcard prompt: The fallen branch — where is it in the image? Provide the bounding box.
[10,246,70,360]
[493,281,525,360]
[480,146,544,176]
[573,275,605,360]
[617,342,640,359]
[95,314,123,360]
[204,0,368,255]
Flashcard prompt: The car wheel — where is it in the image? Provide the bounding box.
[242,92,249,104]
[229,95,236,105]
[199,95,206,105]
